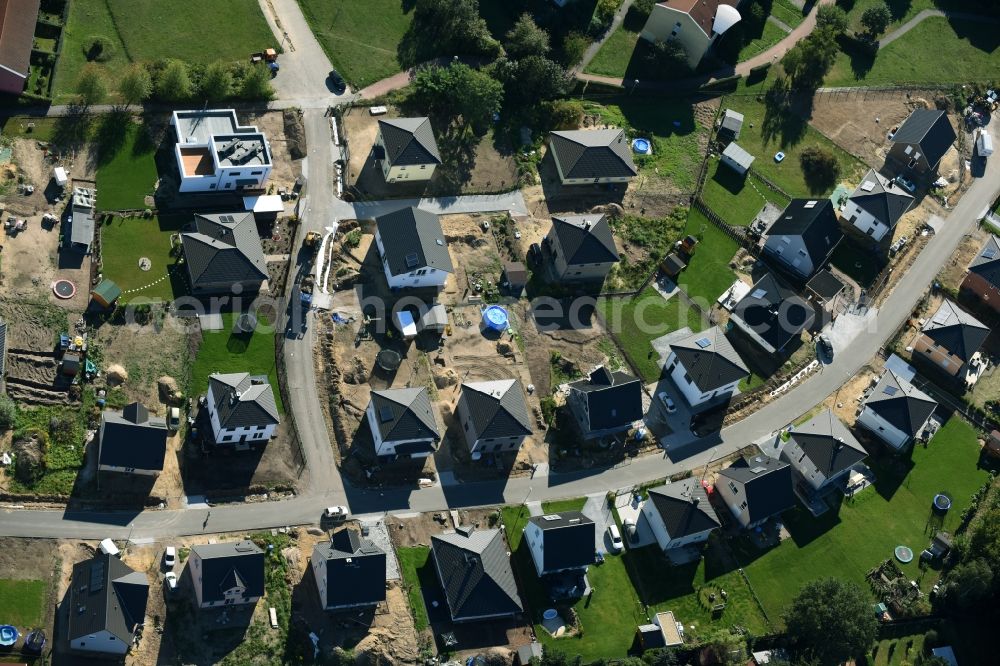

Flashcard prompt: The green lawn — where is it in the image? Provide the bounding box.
[99,215,188,303]
[598,287,707,382]
[870,631,926,665]
[700,156,790,227]
[0,579,47,627]
[677,208,739,306]
[542,498,588,514]
[94,120,158,211]
[397,546,433,633]
[10,397,90,496]
[771,0,807,29]
[297,0,412,88]
[584,8,643,78]
[736,18,788,62]
[735,417,990,624]
[826,18,1000,86]
[53,0,275,101]
[842,0,948,34]
[190,312,283,413]
[585,99,708,192]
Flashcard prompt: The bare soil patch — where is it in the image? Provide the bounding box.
[245,110,304,189]
[938,226,989,290]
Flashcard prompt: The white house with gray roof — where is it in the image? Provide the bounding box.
[374,207,453,289]
[67,553,149,656]
[642,477,721,553]
[189,540,264,609]
[842,169,915,242]
[171,110,272,193]
[182,212,268,295]
[366,387,441,461]
[205,372,280,447]
[856,369,937,451]
[716,455,794,529]
[376,117,441,183]
[665,327,749,408]
[312,529,387,611]
[780,409,867,511]
[548,129,637,185]
[456,380,532,456]
[546,214,620,282]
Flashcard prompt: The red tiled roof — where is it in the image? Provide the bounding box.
[660,0,739,36]
[0,0,42,77]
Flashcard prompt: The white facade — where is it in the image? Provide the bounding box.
[716,478,754,528]
[376,130,436,183]
[856,406,911,451]
[374,230,450,289]
[640,3,726,68]
[843,198,889,241]
[641,500,715,551]
[551,150,633,185]
[97,462,158,476]
[365,401,437,459]
[311,551,330,609]
[70,629,129,656]
[206,383,277,446]
[665,351,741,408]
[171,110,273,193]
[189,551,260,609]
[524,521,548,577]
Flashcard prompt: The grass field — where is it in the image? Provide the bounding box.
[541,498,587,514]
[297,0,412,88]
[598,287,706,382]
[737,18,789,63]
[700,156,791,227]
[190,312,283,413]
[735,417,990,623]
[99,215,187,303]
[584,7,643,79]
[10,398,90,496]
[94,120,158,210]
[53,0,275,101]
[771,0,807,29]
[397,546,433,633]
[0,579,47,627]
[677,209,739,306]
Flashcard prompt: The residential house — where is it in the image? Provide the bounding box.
[181,212,268,295]
[857,369,938,451]
[374,207,453,289]
[366,387,440,461]
[456,380,532,456]
[67,553,149,656]
[0,0,41,95]
[68,186,96,253]
[763,199,843,280]
[729,272,814,355]
[524,511,595,578]
[171,110,272,193]
[841,169,914,242]
[780,409,867,508]
[912,299,989,385]
[888,108,956,177]
[716,455,794,529]
[189,540,265,609]
[640,1,743,68]
[665,327,750,408]
[545,213,619,282]
[566,367,643,440]
[717,108,744,142]
[961,235,1000,313]
[720,142,754,176]
[642,478,721,552]
[431,526,524,623]
[98,402,168,476]
[547,129,638,185]
[375,117,441,183]
[205,372,280,447]
[311,529,387,611]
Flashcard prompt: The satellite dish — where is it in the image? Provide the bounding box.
[712,5,742,35]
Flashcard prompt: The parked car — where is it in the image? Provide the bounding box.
[817,334,833,358]
[607,525,623,553]
[328,69,346,94]
[167,407,181,432]
[895,175,917,193]
[163,546,176,569]
[623,518,638,543]
[324,505,349,521]
[657,391,677,414]
[164,572,178,590]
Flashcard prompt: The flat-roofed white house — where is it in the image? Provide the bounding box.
[665,327,749,408]
[374,207,453,289]
[376,117,442,183]
[171,110,273,193]
[640,1,743,68]
[205,372,280,447]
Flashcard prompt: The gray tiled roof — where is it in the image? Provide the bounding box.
[718,455,795,524]
[670,326,750,392]
[314,529,387,608]
[182,212,268,289]
[782,409,867,488]
[968,235,1000,289]
[99,402,168,471]
[68,553,149,645]
[192,540,265,604]
[379,117,442,166]
[208,372,280,430]
[527,511,595,572]
[549,129,638,179]
[849,169,914,229]
[647,478,721,540]
[732,273,814,353]
[375,207,454,276]
[768,199,843,270]
[568,367,643,432]
[864,370,937,438]
[920,299,989,363]
[891,109,956,168]
[550,214,619,265]
[432,527,523,620]
[461,380,532,440]
[370,387,440,443]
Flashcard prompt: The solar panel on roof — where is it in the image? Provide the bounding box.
[883,385,898,396]
[405,252,419,268]
[751,288,767,300]
[90,561,105,592]
[696,337,712,349]
[860,180,876,192]
[379,405,394,422]
[984,247,998,259]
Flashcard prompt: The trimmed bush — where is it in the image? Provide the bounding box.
[83,35,115,62]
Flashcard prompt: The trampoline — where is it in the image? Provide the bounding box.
[376,349,402,373]
[894,545,914,564]
[933,493,952,512]
[0,625,19,647]
[482,305,509,333]
[52,279,76,299]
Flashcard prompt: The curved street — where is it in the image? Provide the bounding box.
[2,0,1000,541]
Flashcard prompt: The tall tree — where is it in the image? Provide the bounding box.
[199,61,233,102]
[117,64,152,110]
[816,5,849,36]
[410,0,500,63]
[239,63,275,101]
[785,578,877,666]
[505,12,550,59]
[780,26,839,88]
[861,2,892,37]
[412,63,502,133]
[494,55,570,106]
[75,64,108,109]
[156,59,193,102]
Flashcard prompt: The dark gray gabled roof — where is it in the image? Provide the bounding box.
[718,455,795,524]
[768,199,843,269]
[647,478,721,539]
[431,527,523,620]
[99,402,168,471]
[313,529,386,608]
[550,214,620,265]
[68,553,149,644]
[375,207,453,276]
[670,326,750,392]
[920,299,990,364]
[549,129,638,179]
[891,109,956,168]
[732,273,814,353]
[182,212,268,289]
[968,235,1000,289]
[370,387,440,442]
[461,380,532,440]
[864,370,937,438]
[191,540,265,604]
[782,409,866,488]
[378,117,442,166]
[568,367,643,432]
[849,169,914,229]
[527,511,595,572]
[208,372,280,430]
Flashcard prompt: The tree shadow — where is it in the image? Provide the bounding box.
[93,110,132,167]
[52,104,92,149]
[762,82,810,149]
[948,15,1000,53]
[782,503,843,548]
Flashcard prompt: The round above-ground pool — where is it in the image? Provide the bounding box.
[632,138,652,154]
[482,305,509,332]
[543,608,559,621]
[0,625,19,647]
[934,494,952,512]
[895,545,914,563]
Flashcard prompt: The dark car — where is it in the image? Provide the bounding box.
[328,69,347,94]
[818,334,833,358]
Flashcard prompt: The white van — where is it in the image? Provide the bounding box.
[607,525,623,553]
[977,130,993,158]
